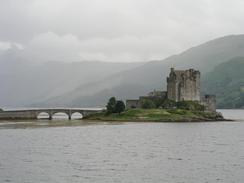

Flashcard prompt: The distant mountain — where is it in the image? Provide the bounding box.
[162,34,244,72]
[40,34,244,107]
[202,57,244,108]
[0,52,143,107]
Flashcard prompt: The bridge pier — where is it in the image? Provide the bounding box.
[68,110,72,120]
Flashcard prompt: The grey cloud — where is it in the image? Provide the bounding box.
[0,0,244,62]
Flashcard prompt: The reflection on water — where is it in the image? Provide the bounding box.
[0,110,243,183]
[0,119,110,129]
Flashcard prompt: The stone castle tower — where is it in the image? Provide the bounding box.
[167,68,200,102]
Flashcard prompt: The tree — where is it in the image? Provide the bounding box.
[106,97,117,114]
[161,99,176,109]
[114,100,125,114]
[141,99,156,109]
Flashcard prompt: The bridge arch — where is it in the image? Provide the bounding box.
[37,112,50,119]
[51,112,69,120]
[71,112,83,119]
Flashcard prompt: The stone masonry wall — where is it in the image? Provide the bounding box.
[167,68,200,102]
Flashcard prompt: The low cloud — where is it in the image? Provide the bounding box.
[0,41,23,51]
[12,32,185,62]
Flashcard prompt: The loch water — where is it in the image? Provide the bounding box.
[0,109,244,183]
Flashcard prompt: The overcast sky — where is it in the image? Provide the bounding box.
[0,0,244,63]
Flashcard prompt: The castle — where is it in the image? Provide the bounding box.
[126,68,216,111]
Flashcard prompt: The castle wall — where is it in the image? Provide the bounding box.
[167,68,200,102]
[167,70,179,101]
[201,95,216,111]
[126,91,167,109]
[180,70,200,101]
[126,100,140,109]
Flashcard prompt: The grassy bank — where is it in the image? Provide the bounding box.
[84,109,225,122]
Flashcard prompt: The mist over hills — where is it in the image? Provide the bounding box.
[0,53,143,107]
[1,34,244,108]
[36,34,244,108]
[202,57,244,108]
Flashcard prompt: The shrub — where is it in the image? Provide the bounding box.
[161,99,177,109]
[141,99,156,109]
[114,100,126,114]
[106,97,117,114]
[152,98,165,108]
[176,101,204,111]
[106,97,125,114]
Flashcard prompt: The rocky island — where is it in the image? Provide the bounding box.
[86,68,227,122]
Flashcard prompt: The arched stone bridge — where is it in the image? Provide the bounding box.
[0,108,104,120]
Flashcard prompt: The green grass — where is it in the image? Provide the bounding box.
[85,109,224,122]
